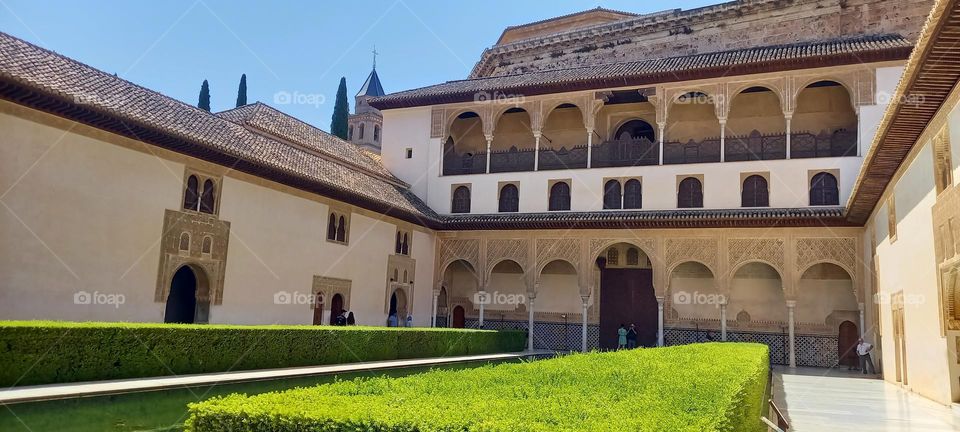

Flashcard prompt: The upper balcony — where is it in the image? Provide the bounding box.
[440,80,860,176]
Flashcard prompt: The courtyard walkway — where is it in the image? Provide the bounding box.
[772,366,960,431]
[0,351,549,404]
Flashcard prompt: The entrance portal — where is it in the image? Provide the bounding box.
[329,293,344,325]
[452,305,465,328]
[838,320,859,368]
[165,266,198,323]
[599,267,657,349]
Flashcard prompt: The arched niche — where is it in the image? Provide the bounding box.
[668,261,719,320]
[536,259,580,314]
[487,259,528,312]
[728,261,785,324]
[796,262,857,325]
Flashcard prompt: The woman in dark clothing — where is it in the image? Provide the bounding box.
[346,311,356,325]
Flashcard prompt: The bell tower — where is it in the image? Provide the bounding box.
[348,47,385,153]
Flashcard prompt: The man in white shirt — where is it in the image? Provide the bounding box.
[856,338,876,375]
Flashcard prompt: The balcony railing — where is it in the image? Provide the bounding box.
[489,146,536,173]
[591,138,659,168]
[442,152,486,176]
[725,130,787,162]
[538,145,589,171]
[663,138,721,164]
[790,129,857,158]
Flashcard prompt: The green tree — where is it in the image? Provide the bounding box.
[198,79,211,111]
[236,74,247,107]
[330,77,349,139]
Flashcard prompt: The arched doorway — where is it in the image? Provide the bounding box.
[452,305,465,328]
[389,288,408,325]
[329,293,344,325]
[598,243,656,349]
[164,265,209,324]
[838,320,859,368]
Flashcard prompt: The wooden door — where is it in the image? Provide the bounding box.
[329,294,344,325]
[452,305,465,328]
[838,321,859,367]
[599,268,657,349]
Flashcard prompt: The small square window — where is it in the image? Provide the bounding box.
[405,148,413,159]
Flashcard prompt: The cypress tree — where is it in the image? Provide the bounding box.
[198,79,211,112]
[330,77,350,139]
[236,74,247,107]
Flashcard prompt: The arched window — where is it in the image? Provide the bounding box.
[498,184,519,213]
[606,247,619,265]
[626,248,639,266]
[623,179,642,209]
[677,177,703,208]
[199,179,215,214]
[336,215,347,242]
[603,180,622,210]
[395,232,402,254]
[614,119,655,142]
[810,172,839,205]
[183,175,199,211]
[401,233,409,255]
[348,125,353,140]
[452,186,471,213]
[359,123,365,140]
[392,268,399,281]
[374,125,380,142]
[202,236,212,254]
[741,175,769,207]
[549,182,571,211]
[403,270,408,283]
[178,232,190,251]
[327,213,337,240]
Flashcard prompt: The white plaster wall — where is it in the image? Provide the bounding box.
[872,141,952,404]
[380,107,433,200]
[0,110,181,322]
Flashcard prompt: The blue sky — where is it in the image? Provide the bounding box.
[0,0,716,131]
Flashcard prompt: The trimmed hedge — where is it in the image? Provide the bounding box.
[187,343,770,432]
[0,321,525,386]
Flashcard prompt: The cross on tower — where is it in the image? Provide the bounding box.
[372,45,379,70]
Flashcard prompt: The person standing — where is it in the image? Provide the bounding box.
[387,313,398,327]
[346,311,356,326]
[617,324,627,350]
[406,314,413,327]
[856,338,876,374]
[626,324,638,349]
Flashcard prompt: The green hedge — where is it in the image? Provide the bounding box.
[0,321,525,387]
[187,342,770,432]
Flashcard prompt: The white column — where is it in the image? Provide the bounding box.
[858,302,866,338]
[657,296,665,347]
[478,290,486,328]
[856,108,862,157]
[719,118,727,163]
[484,136,493,174]
[527,295,535,351]
[657,122,665,165]
[580,295,589,352]
[586,128,593,169]
[533,131,541,171]
[720,302,727,341]
[787,300,796,368]
[784,113,793,159]
[431,289,439,327]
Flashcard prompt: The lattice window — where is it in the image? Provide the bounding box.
[549,181,571,211]
[452,185,471,213]
[810,172,839,206]
[678,177,703,208]
[606,247,619,266]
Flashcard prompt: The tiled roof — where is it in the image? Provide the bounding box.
[372,34,913,109]
[356,69,385,98]
[216,102,399,182]
[441,207,849,230]
[0,31,435,224]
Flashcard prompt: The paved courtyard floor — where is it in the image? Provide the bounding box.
[772,366,960,431]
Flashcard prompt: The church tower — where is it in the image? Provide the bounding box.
[348,49,385,154]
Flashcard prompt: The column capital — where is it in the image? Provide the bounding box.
[484,134,494,143]
[786,300,797,308]
[580,294,590,305]
[858,302,865,311]
[718,116,728,125]
[783,110,794,120]
[532,129,542,139]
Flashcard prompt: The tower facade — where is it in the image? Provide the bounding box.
[348,64,385,154]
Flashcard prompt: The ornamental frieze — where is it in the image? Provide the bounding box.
[794,237,857,278]
[536,238,580,273]
[486,238,529,274]
[665,237,718,273]
[438,238,480,273]
[728,238,785,274]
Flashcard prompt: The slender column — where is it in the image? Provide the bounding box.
[719,118,727,163]
[431,289,439,327]
[787,300,796,368]
[586,128,593,169]
[580,295,590,352]
[720,302,727,341]
[657,122,666,165]
[527,295,535,351]
[856,108,862,157]
[656,296,665,347]
[858,302,866,338]
[478,290,486,328]
[784,113,793,159]
[484,135,493,174]
[533,131,541,171]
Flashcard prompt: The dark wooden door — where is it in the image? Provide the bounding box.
[838,320,859,367]
[329,294,344,325]
[599,268,657,349]
[452,305,465,328]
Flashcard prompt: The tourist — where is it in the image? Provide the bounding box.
[857,338,875,374]
[626,324,638,349]
[346,311,356,325]
[617,324,627,350]
[406,314,413,327]
[387,313,398,327]
[335,312,347,326]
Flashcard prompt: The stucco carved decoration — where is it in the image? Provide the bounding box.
[155,209,230,305]
[795,237,857,281]
[312,276,352,311]
[536,238,580,277]
[665,237,719,275]
[728,237,785,277]
[438,238,480,276]
[486,238,529,280]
